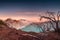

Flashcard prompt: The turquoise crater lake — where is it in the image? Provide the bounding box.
[21,24,43,33]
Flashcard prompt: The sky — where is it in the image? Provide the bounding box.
[0,0,60,22]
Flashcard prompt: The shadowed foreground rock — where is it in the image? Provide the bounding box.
[0,20,60,40]
[0,20,40,40]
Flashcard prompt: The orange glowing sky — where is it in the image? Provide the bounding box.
[0,12,48,22]
[0,0,60,22]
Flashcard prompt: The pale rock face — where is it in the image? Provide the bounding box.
[5,19,32,30]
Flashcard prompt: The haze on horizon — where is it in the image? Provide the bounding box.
[0,0,60,22]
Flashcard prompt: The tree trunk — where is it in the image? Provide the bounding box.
[55,21,60,33]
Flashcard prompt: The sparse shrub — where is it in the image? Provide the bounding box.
[39,11,60,33]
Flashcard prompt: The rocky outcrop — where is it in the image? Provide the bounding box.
[0,20,59,40]
[0,20,40,40]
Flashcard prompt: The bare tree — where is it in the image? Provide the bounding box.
[39,11,60,33]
